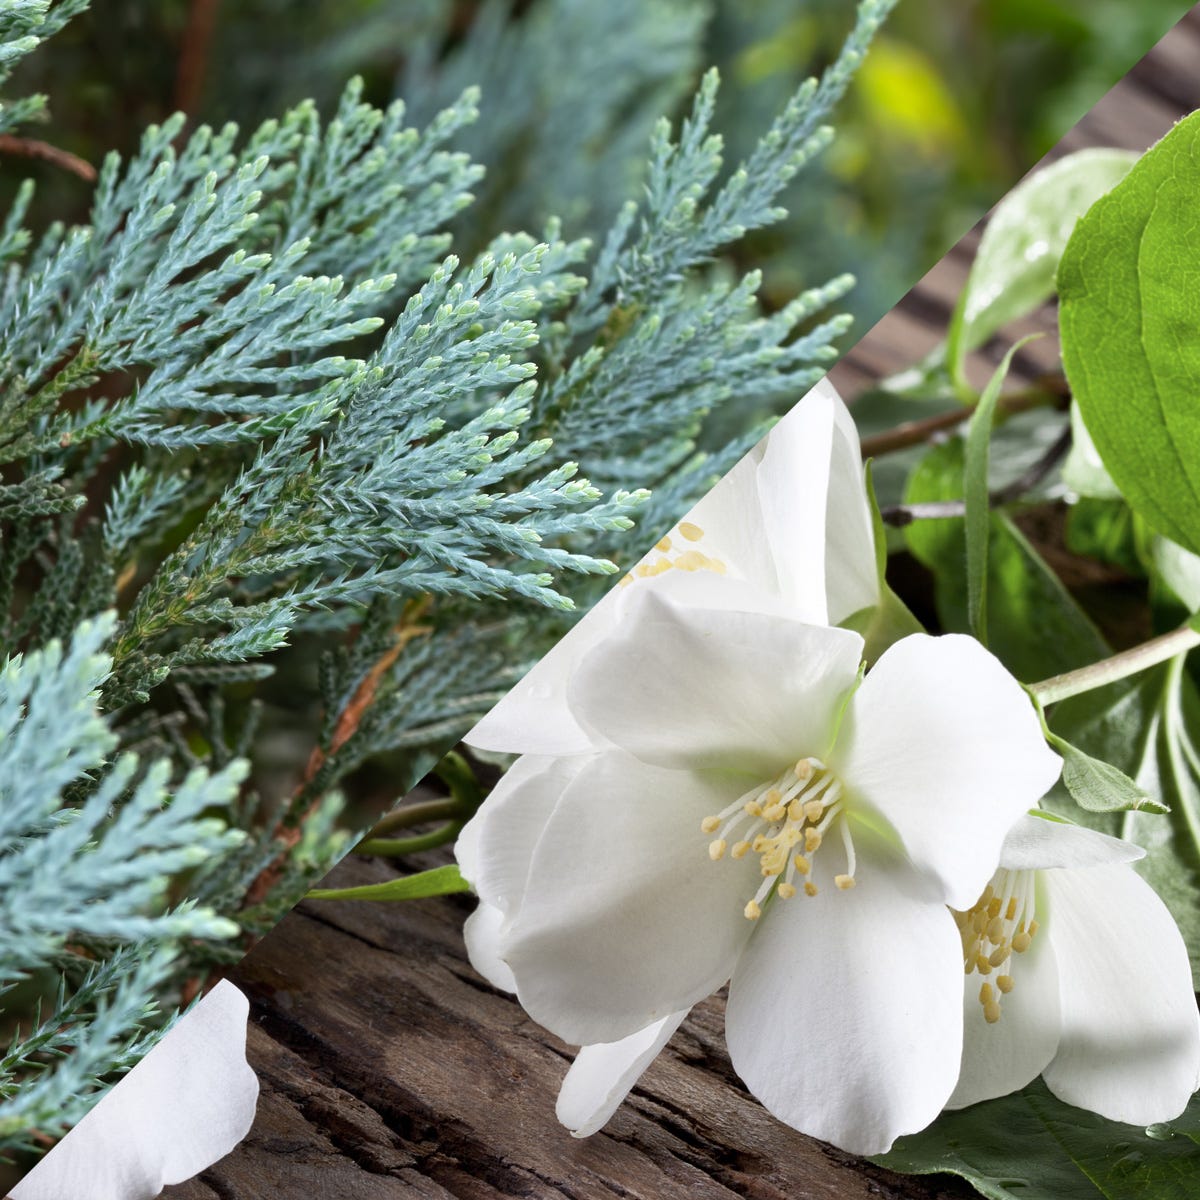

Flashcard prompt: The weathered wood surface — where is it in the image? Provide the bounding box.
[163,14,1200,1200]
[169,852,977,1200]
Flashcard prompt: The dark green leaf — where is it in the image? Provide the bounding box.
[307,863,471,902]
[876,1079,1200,1200]
[1059,112,1200,556]
[905,437,1108,681]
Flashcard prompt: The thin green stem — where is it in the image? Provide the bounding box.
[363,796,463,840]
[354,821,462,858]
[1029,624,1200,706]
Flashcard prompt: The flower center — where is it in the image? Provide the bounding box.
[619,521,727,586]
[953,869,1039,1024]
[700,757,857,920]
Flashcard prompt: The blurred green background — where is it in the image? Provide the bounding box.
[3,0,1191,335]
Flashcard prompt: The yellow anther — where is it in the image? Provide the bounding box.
[979,982,995,1005]
[984,999,1001,1024]
[678,521,704,542]
[794,759,813,781]
[803,799,825,823]
[788,799,806,822]
[793,854,810,875]
[988,944,1009,968]
[1012,931,1032,953]
[987,898,1002,919]
[752,835,766,852]
[996,975,1014,994]
[675,550,712,572]
[963,959,973,975]
[1028,920,1039,937]
[731,840,750,859]
[763,803,786,823]
[778,883,797,899]
[744,801,762,817]
[744,899,762,920]
[700,816,721,834]
[804,881,819,897]
[656,536,672,552]
[834,874,856,890]
[986,917,1005,943]
[975,954,993,975]
[804,828,822,852]
[972,910,987,934]
[708,839,727,861]
[1005,897,1018,920]
[981,885,995,905]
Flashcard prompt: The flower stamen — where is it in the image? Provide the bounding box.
[701,758,855,917]
[620,521,728,587]
[954,869,1039,1022]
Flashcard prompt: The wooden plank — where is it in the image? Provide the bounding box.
[168,855,977,1200]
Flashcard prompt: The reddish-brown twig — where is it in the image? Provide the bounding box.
[0,134,96,182]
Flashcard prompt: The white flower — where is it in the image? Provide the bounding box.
[457,586,1061,1154]
[948,814,1200,1122]
[11,981,259,1200]
[466,377,881,758]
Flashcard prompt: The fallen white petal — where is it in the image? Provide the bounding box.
[12,980,258,1200]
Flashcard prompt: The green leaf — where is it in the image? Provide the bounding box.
[1045,656,1200,986]
[905,437,1108,682]
[1046,732,1167,814]
[307,863,471,902]
[1059,113,1200,557]
[964,338,1038,643]
[947,147,1137,382]
[875,1079,1200,1200]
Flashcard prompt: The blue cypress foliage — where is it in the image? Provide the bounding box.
[0,0,894,1154]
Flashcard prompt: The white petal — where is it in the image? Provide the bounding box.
[832,634,1062,909]
[682,453,780,595]
[556,1009,691,1137]
[724,847,964,1155]
[456,754,579,914]
[824,385,881,625]
[569,587,864,774]
[466,593,619,756]
[12,981,258,1200]
[754,381,838,624]
[463,902,518,993]
[1042,864,1200,1123]
[947,916,1061,1109]
[999,813,1144,872]
[502,751,760,1044]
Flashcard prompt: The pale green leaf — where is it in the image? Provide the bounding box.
[307,863,470,902]
[948,147,1137,381]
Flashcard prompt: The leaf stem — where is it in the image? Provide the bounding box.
[353,821,462,858]
[1029,624,1200,706]
[362,796,464,840]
